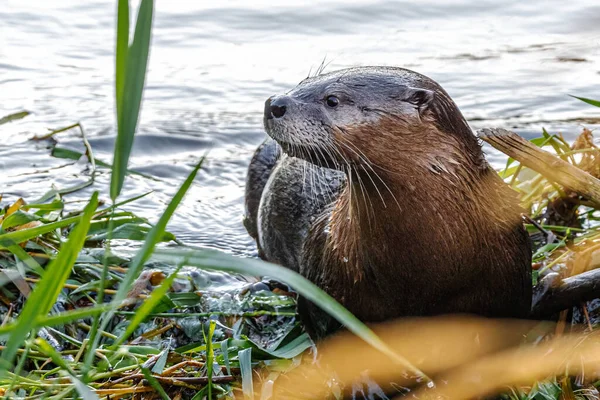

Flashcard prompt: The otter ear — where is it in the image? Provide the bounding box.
[404,87,435,109]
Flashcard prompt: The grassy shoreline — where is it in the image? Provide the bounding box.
[2,122,600,399]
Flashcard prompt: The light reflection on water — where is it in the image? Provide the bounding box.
[1,0,600,256]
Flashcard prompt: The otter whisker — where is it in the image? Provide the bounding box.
[301,146,319,203]
[285,132,310,199]
[360,164,387,208]
[337,140,384,202]
[336,127,401,176]
[338,139,402,211]
[313,143,337,203]
[301,155,308,196]
[327,144,358,201]
[298,145,313,200]
[327,143,364,228]
[300,149,313,200]
[290,137,317,203]
[346,163,357,226]
[352,163,374,231]
[333,142,375,228]
[304,143,322,204]
[313,147,335,204]
[318,165,335,206]
[368,167,402,210]
[315,55,332,77]
[320,143,341,204]
[336,140,388,209]
[332,144,377,228]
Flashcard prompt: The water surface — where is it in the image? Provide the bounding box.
[1,0,600,256]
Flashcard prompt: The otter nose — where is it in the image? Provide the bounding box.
[271,103,286,118]
[265,96,288,120]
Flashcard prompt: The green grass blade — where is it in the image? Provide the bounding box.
[35,338,75,375]
[116,0,130,123]
[141,367,171,400]
[111,0,154,200]
[150,248,429,381]
[113,264,183,347]
[239,348,254,400]
[22,201,64,211]
[570,95,600,108]
[0,216,80,249]
[0,111,30,125]
[6,243,46,276]
[39,303,115,328]
[0,192,98,371]
[1,210,39,230]
[501,157,516,178]
[114,159,202,304]
[267,333,313,359]
[95,191,153,217]
[221,340,231,375]
[206,320,216,399]
[71,376,100,400]
[52,146,156,180]
[0,304,115,338]
[190,388,208,400]
[5,339,32,396]
[151,349,169,374]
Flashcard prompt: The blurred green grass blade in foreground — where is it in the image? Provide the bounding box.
[115,0,129,123]
[570,95,600,108]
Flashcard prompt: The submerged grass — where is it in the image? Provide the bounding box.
[1,0,600,398]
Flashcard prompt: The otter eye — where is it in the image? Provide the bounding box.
[325,95,339,108]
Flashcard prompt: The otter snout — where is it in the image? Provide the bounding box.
[264,95,289,120]
[262,92,338,168]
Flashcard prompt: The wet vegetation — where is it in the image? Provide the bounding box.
[2,0,600,398]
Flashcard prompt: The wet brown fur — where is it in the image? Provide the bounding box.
[300,112,531,335]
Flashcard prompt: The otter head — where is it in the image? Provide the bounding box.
[264,66,486,177]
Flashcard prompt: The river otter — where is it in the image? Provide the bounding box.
[244,66,531,339]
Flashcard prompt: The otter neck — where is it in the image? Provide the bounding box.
[337,163,480,230]
[323,161,495,285]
